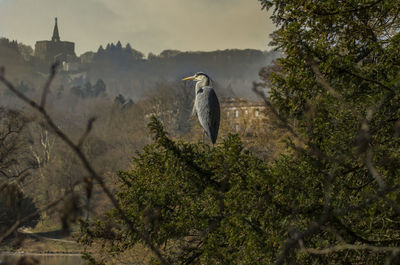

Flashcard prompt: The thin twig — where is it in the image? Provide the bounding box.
[366,149,387,190]
[40,62,59,108]
[0,66,169,265]
[307,58,344,99]
[78,117,97,148]
[255,59,400,265]
[0,167,32,192]
[309,58,391,191]
[337,67,394,93]
[252,83,300,139]
[275,213,330,265]
[300,243,400,255]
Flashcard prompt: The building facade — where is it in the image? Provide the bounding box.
[221,97,268,135]
[34,18,76,64]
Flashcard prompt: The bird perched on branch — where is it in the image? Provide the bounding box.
[183,72,220,145]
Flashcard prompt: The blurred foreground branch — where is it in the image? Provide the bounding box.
[253,63,400,264]
[0,65,168,265]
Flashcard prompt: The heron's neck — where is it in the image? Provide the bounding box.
[195,78,211,92]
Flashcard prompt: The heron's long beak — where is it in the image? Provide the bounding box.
[182,75,196,81]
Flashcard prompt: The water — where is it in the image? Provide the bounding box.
[0,253,83,265]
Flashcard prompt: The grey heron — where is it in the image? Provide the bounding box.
[182,72,220,145]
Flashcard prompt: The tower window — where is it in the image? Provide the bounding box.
[234,123,239,132]
[255,110,259,117]
[234,110,239,118]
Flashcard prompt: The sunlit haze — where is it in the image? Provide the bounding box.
[0,0,275,55]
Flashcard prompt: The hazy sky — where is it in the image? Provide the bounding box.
[0,0,275,55]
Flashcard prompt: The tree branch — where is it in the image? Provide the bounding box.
[0,66,169,265]
[300,243,400,255]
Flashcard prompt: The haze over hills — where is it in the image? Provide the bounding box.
[0,1,273,55]
[0,18,280,106]
[0,42,279,102]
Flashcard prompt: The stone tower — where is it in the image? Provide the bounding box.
[52,17,60,42]
[34,17,76,63]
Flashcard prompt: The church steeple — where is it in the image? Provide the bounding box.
[52,17,60,42]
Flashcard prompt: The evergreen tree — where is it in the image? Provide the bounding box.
[92,79,107,97]
[97,45,104,54]
[116,41,122,50]
[80,118,275,264]
[80,2,400,264]
[256,0,400,263]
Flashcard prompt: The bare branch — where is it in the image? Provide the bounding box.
[336,66,394,93]
[40,62,59,108]
[252,82,344,165]
[366,149,387,190]
[359,96,391,191]
[78,117,97,148]
[0,128,22,142]
[308,58,393,192]
[0,66,169,265]
[252,82,300,139]
[275,214,329,265]
[300,243,400,255]
[257,59,400,265]
[0,167,32,193]
[307,58,343,99]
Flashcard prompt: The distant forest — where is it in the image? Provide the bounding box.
[0,38,280,101]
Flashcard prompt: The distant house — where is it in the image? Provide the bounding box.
[34,18,77,66]
[221,97,268,135]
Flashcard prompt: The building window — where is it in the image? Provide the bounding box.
[227,111,230,118]
[234,123,239,132]
[234,110,239,118]
[255,110,259,117]
[245,109,248,115]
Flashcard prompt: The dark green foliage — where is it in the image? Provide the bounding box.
[113,94,134,109]
[81,117,280,264]
[91,41,145,72]
[0,193,39,234]
[82,1,400,264]
[257,0,400,263]
[92,79,107,97]
[70,79,107,99]
[83,115,391,264]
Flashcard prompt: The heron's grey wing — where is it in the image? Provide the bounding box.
[195,86,220,144]
[191,99,197,117]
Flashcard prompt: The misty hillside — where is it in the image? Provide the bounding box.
[0,38,280,101]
